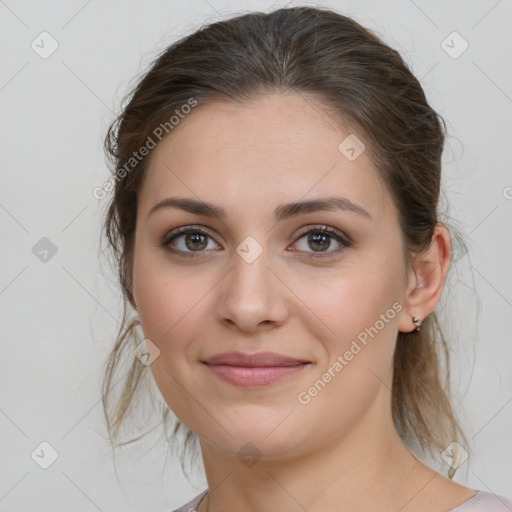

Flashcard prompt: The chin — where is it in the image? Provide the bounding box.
[198,414,309,460]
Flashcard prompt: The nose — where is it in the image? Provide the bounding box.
[215,248,289,334]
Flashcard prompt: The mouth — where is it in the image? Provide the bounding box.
[203,362,311,387]
[201,351,312,388]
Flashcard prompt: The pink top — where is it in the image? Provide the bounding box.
[171,489,512,512]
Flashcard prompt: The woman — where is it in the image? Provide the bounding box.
[100,6,512,512]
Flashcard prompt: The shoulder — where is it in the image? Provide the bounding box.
[170,489,208,512]
[168,488,512,512]
[448,490,512,511]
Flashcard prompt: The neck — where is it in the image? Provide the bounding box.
[197,388,425,512]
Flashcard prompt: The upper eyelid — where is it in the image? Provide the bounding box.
[163,225,217,241]
[294,225,350,242]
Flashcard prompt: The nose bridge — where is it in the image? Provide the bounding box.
[229,240,273,305]
[216,238,288,331]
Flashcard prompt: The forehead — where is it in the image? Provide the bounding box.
[138,93,393,222]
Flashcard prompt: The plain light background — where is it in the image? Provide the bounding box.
[1,0,511,510]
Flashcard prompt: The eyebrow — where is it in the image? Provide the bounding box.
[147,196,371,222]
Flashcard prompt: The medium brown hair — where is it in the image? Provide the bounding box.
[101,6,469,479]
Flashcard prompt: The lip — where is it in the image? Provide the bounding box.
[202,351,312,388]
[202,351,310,367]
[205,364,309,387]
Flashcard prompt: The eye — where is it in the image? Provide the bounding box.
[290,225,351,257]
[161,224,351,259]
[161,225,220,258]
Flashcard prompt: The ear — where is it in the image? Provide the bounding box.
[398,223,452,333]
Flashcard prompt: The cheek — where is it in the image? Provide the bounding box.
[291,263,401,440]
[131,250,209,422]
[133,273,187,347]
[302,254,403,390]
[132,246,218,351]
[132,244,183,342]
[305,257,402,339]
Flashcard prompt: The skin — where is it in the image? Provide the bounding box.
[131,93,476,511]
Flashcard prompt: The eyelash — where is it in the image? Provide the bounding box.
[160,224,352,260]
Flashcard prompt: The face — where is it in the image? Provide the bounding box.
[132,93,410,460]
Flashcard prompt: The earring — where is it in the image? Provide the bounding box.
[412,316,423,332]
